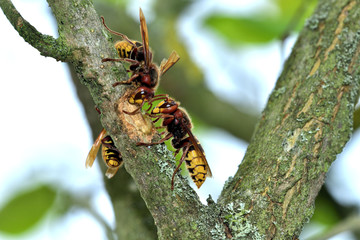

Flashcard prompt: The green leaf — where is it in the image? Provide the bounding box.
[311,188,340,227]
[0,185,56,234]
[203,0,318,45]
[274,0,318,31]
[204,15,286,44]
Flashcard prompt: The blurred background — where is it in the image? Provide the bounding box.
[1,0,360,239]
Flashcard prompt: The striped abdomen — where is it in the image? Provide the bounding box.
[101,136,123,168]
[185,144,210,188]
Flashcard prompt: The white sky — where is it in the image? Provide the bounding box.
[0,0,359,240]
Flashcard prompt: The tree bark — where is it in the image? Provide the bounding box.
[1,0,360,239]
[219,0,360,238]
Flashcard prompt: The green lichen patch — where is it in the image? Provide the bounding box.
[215,202,264,239]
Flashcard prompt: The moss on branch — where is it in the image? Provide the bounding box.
[0,0,71,61]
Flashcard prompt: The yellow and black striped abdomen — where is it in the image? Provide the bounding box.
[115,40,134,59]
[101,136,123,168]
[185,146,209,188]
[115,40,142,59]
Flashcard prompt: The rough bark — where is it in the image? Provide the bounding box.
[1,0,360,239]
[219,0,360,239]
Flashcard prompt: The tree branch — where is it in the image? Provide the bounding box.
[0,0,71,61]
[218,0,360,238]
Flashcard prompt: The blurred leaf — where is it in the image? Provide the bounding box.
[204,15,286,44]
[274,0,318,31]
[275,0,317,18]
[312,188,340,227]
[204,0,317,44]
[0,185,56,235]
[95,0,128,6]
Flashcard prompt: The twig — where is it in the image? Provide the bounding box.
[307,216,360,240]
[0,0,71,61]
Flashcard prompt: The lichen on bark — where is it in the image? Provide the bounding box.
[218,0,360,238]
